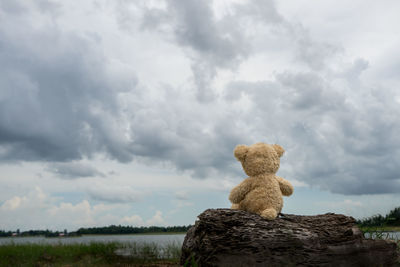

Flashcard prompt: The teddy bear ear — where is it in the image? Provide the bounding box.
[272,144,285,157]
[234,145,249,161]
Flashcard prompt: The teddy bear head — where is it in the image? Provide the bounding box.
[234,142,285,176]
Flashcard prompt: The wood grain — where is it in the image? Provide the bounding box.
[180,209,399,267]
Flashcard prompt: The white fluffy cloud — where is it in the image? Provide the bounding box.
[121,211,167,226]
[0,186,163,230]
[121,214,145,226]
[146,210,166,226]
[0,187,107,230]
[1,196,26,211]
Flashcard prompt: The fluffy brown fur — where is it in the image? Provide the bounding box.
[229,142,293,220]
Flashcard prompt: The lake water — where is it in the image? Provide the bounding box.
[0,234,186,246]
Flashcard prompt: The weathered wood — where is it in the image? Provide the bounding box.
[180,209,399,267]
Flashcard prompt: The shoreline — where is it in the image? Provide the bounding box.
[0,232,187,238]
[359,226,400,232]
[358,226,400,232]
[81,232,187,236]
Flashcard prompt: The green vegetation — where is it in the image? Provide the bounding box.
[0,241,182,266]
[357,206,400,229]
[77,225,192,235]
[359,225,400,232]
[0,225,192,237]
[183,254,199,267]
[0,229,80,238]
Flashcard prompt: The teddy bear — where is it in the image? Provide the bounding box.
[229,142,293,220]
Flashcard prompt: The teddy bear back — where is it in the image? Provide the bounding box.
[234,142,284,177]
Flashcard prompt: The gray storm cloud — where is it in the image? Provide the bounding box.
[0,1,136,163]
[0,1,400,194]
[87,184,142,203]
[46,162,105,179]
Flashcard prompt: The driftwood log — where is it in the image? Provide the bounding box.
[180,209,399,267]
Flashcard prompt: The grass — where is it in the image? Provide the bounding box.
[359,225,400,232]
[0,241,182,266]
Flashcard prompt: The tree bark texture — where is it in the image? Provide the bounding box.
[180,209,399,267]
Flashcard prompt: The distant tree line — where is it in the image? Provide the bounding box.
[0,229,72,237]
[76,225,192,235]
[357,206,400,227]
[0,225,192,237]
[0,230,13,237]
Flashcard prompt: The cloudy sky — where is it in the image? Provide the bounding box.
[1,0,400,231]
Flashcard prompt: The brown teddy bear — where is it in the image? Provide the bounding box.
[229,142,293,220]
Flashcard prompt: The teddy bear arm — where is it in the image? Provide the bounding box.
[276,176,294,196]
[229,178,252,204]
